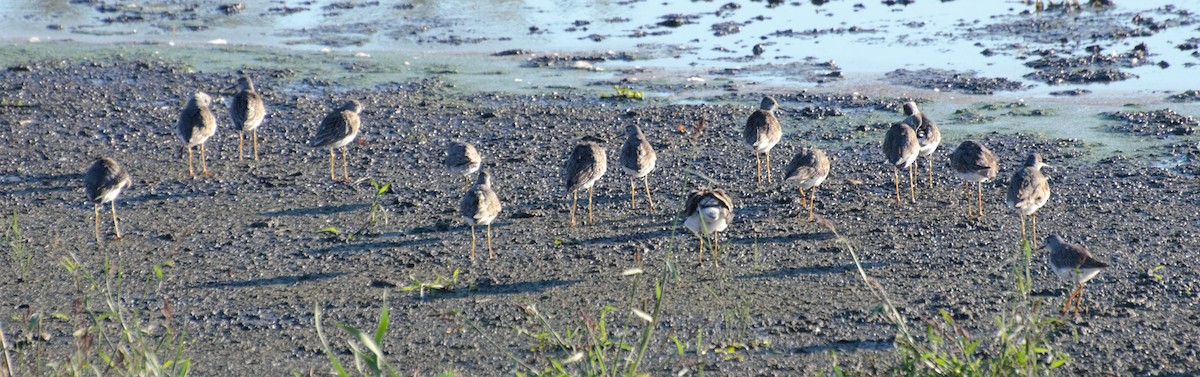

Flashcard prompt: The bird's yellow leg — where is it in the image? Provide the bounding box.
[643,175,656,211]
[111,200,122,239]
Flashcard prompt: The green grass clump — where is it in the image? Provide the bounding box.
[2,210,31,277]
[823,218,1069,376]
[600,86,644,101]
[3,253,190,376]
[314,295,398,377]
[319,178,391,243]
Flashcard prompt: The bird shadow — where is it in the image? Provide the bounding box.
[420,278,581,301]
[196,271,346,289]
[123,191,208,204]
[795,338,893,354]
[736,261,887,280]
[304,237,442,256]
[1,173,82,196]
[263,203,368,217]
[574,227,677,245]
[1148,371,1200,377]
[729,230,837,245]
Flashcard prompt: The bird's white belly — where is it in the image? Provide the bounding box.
[795,175,826,190]
[622,159,655,178]
[956,172,990,183]
[1053,266,1101,284]
[327,130,360,149]
[465,213,497,226]
[684,211,728,235]
[450,162,481,176]
[96,186,125,204]
[750,139,778,154]
[919,141,938,156]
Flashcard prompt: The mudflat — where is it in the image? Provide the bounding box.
[1,58,1199,376]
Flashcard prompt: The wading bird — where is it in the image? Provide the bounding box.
[1045,235,1109,316]
[683,189,734,266]
[84,157,131,242]
[949,141,999,220]
[176,92,217,176]
[902,101,941,189]
[228,76,266,161]
[744,96,783,185]
[882,122,919,204]
[783,146,830,221]
[445,141,482,191]
[461,171,501,260]
[1007,154,1051,248]
[563,141,607,226]
[619,124,657,210]
[309,100,363,181]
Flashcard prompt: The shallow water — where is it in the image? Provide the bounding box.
[1,0,1198,159]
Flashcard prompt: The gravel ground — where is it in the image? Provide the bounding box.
[1,60,1199,376]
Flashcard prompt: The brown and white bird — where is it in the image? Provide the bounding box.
[683,188,734,266]
[743,96,783,185]
[308,100,363,181]
[228,76,266,161]
[949,141,999,220]
[1006,154,1051,248]
[882,122,919,204]
[619,124,657,210]
[1045,235,1109,316]
[176,92,217,176]
[783,146,830,221]
[902,101,941,189]
[460,171,502,260]
[445,141,482,191]
[563,141,607,226]
[84,157,131,242]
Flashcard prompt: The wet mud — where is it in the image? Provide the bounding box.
[1,60,1199,375]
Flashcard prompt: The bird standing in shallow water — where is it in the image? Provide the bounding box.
[176,92,217,176]
[228,76,266,161]
[563,141,607,226]
[445,141,482,191]
[744,96,783,185]
[461,171,501,260]
[1045,235,1109,316]
[619,124,657,210]
[902,101,941,189]
[84,157,131,242]
[1007,153,1050,248]
[783,146,830,221]
[949,141,999,220]
[882,122,919,204]
[683,189,734,267]
[309,100,363,181]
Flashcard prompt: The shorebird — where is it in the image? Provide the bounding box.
[176,92,217,176]
[1045,235,1110,316]
[563,141,607,226]
[882,122,920,204]
[902,101,941,189]
[744,96,783,185]
[619,124,657,210]
[949,141,999,220]
[308,100,363,181]
[461,171,501,260]
[228,76,266,161]
[1006,153,1051,248]
[783,146,830,221]
[683,189,734,266]
[445,141,482,191]
[84,157,131,242]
